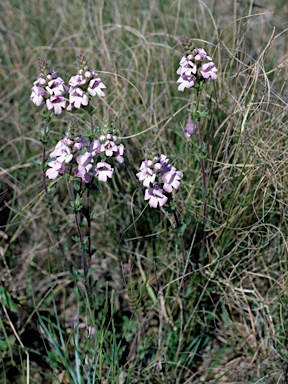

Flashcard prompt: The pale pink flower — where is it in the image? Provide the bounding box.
[184,115,198,137]
[68,74,86,88]
[194,48,212,61]
[176,48,217,91]
[87,78,106,97]
[33,77,46,86]
[144,185,168,208]
[47,70,58,80]
[100,140,117,157]
[49,138,73,164]
[199,62,218,80]
[162,167,183,193]
[89,140,101,156]
[93,162,114,182]
[84,70,96,78]
[177,55,197,77]
[46,77,68,96]
[99,134,106,141]
[73,135,90,151]
[137,154,182,208]
[67,87,89,110]
[76,152,93,167]
[46,160,66,179]
[136,161,156,188]
[114,143,125,164]
[154,154,170,171]
[30,85,46,106]
[46,95,67,115]
[74,164,92,183]
[75,152,94,183]
[177,73,196,91]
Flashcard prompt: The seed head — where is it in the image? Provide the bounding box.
[180,35,196,55]
[66,117,79,141]
[37,58,50,78]
[77,54,89,73]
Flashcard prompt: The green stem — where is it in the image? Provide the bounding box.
[66,176,92,304]
[194,87,208,259]
[42,122,64,257]
[173,210,187,307]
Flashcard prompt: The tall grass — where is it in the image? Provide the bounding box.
[0,0,287,383]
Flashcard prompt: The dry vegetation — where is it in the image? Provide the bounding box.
[0,0,287,383]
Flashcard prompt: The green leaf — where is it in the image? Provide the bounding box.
[197,142,207,158]
[178,221,187,237]
[0,286,18,313]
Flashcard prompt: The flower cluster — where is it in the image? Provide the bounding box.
[67,69,106,111]
[137,154,183,208]
[30,56,106,115]
[30,59,68,115]
[46,133,124,183]
[176,36,218,92]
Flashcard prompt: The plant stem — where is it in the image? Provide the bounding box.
[66,179,91,303]
[86,187,92,289]
[41,122,64,257]
[173,209,187,305]
[195,88,208,259]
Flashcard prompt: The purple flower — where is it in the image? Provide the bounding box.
[177,55,197,77]
[46,160,66,179]
[46,77,68,96]
[93,162,114,182]
[34,76,47,86]
[161,167,183,193]
[194,49,212,61]
[176,55,198,91]
[144,185,168,208]
[177,73,197,92]
[46,95,67,115]
[184,115,198,137]
[154,154,170,171]
[75,152,94,183]
[88,78,106,97]
[176,47,218,91]
[89,140,101,156]
[114,143,125,164]
[30,85,46,106]
[73,135,90,151]
[67,87,89,110]
[76,152,93,167]
[199,62,218,80]
[136,161,156,188]
[68,74,87,88]
[137,153,183,208]
[74,164,92,183]
[100,140,117,157]
[49,138,73,163]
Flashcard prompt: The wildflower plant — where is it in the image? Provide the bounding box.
[177,35,218,258]
[30,55,125,300]
[137,153,183,209]
[136,141,188,299]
